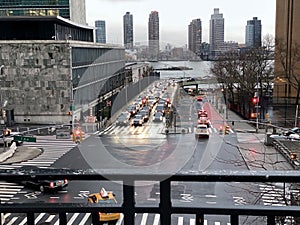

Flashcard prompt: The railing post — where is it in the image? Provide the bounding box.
[59,212,67,225]
[267,215,275,225]
[160,179,171,225]
[196,213,204,225]
[231,214,239,225]
[27,212,35,225]
[0,198,2,225]
[123,179,135,225]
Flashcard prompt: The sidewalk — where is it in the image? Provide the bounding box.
[208,101,293,170]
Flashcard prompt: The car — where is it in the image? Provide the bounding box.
[153,112,164,122]
[115,112,130,126]
[131,114,144,126]
[142,105,152,113]
[197,110,208,119]
[139,109,150,122]
[155,103,165,115]
[269,133,300,141]
[195,124,209,138]
[116,115,129,126]
[283,127,300,136]
[17,165,68,192]
[288,133,300,140]
[127,105,137,117]
[198,118,211,128]
[88,188,120,225]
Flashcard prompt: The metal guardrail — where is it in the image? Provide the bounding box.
[1,169,300,225]
[273,139,300,169]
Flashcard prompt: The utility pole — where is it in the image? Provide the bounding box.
[256,71,259,133]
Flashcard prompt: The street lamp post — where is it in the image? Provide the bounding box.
[256,93,259,133]
[225,88,228,120]
[256,71,260,133]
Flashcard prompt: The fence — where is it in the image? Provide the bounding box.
[1,169,300,225]
[273,139,300,169]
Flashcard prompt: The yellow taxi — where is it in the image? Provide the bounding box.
[88,188,120,225]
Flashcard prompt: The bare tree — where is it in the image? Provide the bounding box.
[210,35,274,119]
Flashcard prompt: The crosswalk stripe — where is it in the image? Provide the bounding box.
[259,184,285,206]
[3,212,233,225]
[67,212,80,225]
[45,214,56,222]
[35,212,46,224]
[6,217,18,225]
[141,213,148,225]
[0,194,14,197]
[100,125,223,136]
[0,197,11,201]
[178,216,184,225]
[153,214,160,225]
[78,213,91,225]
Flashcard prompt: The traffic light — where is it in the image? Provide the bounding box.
[3,128,11,136]
[250,113,257,118]
[252,97,259,104]
[225,125,230,135]
[1,109,6,118]
[290,153,297,160]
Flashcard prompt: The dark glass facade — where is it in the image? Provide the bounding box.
[0,0,70,18]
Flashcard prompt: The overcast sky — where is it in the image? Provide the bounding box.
[86,0,276,47]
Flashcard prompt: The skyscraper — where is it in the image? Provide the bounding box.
[0,0,86,25]
[188,18,202,57]
[95,20,106,44]
[245,17,262,48]
[148,11,159,60]
[123,12,133,49]
[209,8,224,54]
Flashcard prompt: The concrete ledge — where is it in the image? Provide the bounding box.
[0,142,17,163]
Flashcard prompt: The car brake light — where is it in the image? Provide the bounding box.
[50,182,55,188]
[64,179,68,184]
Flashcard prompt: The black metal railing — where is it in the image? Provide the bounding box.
[1,169,300,225]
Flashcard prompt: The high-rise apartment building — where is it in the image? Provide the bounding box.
[95,20,106,44]
[274,0,300,104]
[209,8,224,54]
[188,19,202,57]
[0,0,86,25]
[245,17,262,48]
[148,11,160,60]
[123,12,133,49]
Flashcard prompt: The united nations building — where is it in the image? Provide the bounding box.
[0,1,127,126]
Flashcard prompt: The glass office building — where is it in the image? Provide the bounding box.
[95,20,106,44]
[0,0,86,25]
